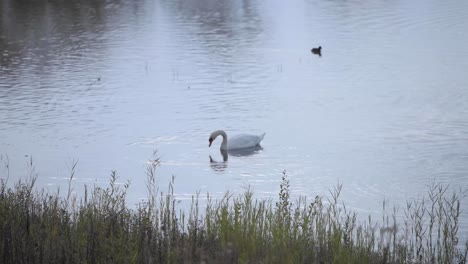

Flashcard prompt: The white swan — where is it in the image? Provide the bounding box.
[208,130,265,150]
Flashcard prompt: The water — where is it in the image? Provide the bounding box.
[1,0,468,228]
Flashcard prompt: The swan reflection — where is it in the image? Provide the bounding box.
[227,145,263,157]
[209,146,263,172]
[209,154,228,172]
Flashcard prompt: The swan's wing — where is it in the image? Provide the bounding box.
[228,133,265,150]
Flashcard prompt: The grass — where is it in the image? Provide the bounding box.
[0,154,467,263]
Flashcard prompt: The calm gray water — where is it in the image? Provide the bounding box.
[1,0,468,228]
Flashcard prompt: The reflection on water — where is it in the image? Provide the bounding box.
[209,146,263,172]
[1,0,468,232]
[227,145,263,157]
[209,154,227,172]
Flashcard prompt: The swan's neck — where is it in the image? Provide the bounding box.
[214,130,228,150]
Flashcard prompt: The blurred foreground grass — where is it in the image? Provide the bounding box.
[0,155,466,263]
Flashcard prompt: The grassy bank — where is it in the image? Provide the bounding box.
[0,156,467,263]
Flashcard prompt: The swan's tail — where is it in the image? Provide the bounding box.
[259,133,266,142]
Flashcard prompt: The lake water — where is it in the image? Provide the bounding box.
[1,0,468,229]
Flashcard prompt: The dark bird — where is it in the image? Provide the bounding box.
[311,46,322,56]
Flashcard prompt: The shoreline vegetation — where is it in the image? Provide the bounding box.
[0,155,467,263]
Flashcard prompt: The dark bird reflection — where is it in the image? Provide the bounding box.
[209,145,263,172]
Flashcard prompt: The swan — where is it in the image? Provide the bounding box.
[208,130,265,150]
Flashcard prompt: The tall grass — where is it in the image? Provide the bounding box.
[0,155,466,263]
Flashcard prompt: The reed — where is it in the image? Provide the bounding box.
[0,155,466,263]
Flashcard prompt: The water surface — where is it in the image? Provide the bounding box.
[1,0,468,229]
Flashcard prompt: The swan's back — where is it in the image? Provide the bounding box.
[227,133,265,150]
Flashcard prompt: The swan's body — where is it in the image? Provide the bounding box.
[208,130,265,150]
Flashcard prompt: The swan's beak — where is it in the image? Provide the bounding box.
[208,138,213,147]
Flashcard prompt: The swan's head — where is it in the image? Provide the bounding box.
[208,130,226,147]
[208,131,217,147]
